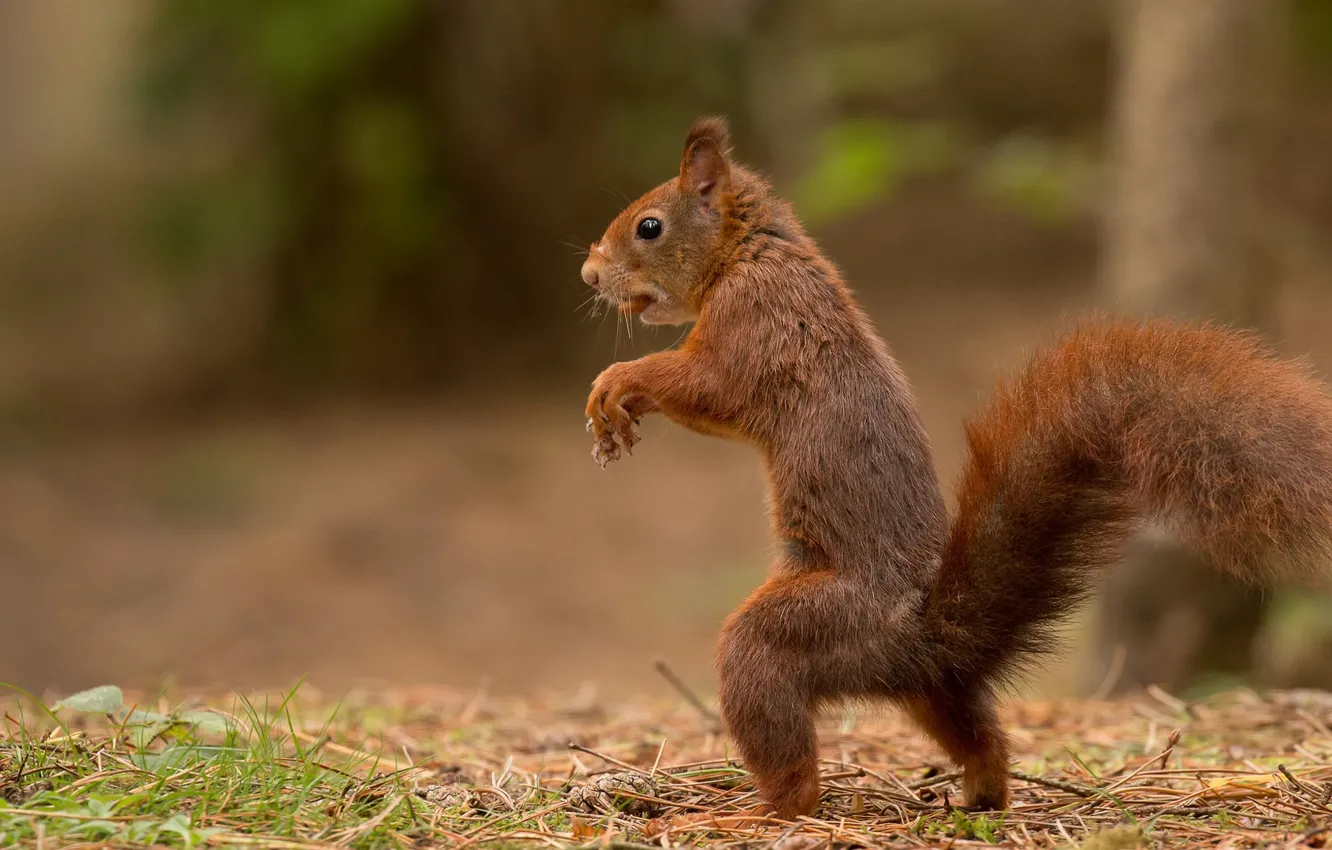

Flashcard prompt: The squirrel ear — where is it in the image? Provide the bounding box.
[679,116,732,210]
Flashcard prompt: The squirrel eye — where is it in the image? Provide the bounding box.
[636,218,663,240]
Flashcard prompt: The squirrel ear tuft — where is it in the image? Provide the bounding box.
[679,116,732,209]
[684,116,731,155]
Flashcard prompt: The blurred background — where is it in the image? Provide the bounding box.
[3,0,1332,702]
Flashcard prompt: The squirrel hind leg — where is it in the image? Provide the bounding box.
[716,640,821,819]
[716,580,824,819]
[903,685,1011,811]
[716,667,820,818]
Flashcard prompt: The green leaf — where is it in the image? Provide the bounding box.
[67,821,120,839]
[53,685,124,713]
[178,709,235,736]
[158,812,206,848]
[132,744,246,772]
[129,722,172,750]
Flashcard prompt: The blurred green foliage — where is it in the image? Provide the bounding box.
[791,0,1332,229]
[791,32,1099,227]
[795,119,959,224]
[139,0,444,388]
[976,134,1100,224]
[1294,0,1332,71]
[128,0,1331,396]
[136,1,755,393]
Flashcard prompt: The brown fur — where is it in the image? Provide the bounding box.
[579,117,1332,819]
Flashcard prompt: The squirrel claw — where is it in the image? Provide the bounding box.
[592,432,621,468]
[602,400,639,456]
[616,420,640,455]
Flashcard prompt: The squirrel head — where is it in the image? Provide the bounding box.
[581,116,737,326]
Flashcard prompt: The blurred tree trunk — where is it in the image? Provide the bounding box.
[1090,0,1288,696]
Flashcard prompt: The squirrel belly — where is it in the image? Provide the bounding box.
[580,116,1332,820]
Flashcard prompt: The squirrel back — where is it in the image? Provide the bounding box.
[929,319,1332,684]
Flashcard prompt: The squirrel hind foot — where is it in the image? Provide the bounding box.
[960,769,1010,812]
[902,689,1013,812]
[753,762,821,820]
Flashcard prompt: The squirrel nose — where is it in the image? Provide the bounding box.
[581,259,600,288]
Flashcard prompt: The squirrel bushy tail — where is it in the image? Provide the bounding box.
[928,319,1332,683]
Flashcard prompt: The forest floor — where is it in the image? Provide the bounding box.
[5,268,1332,848]
[2,683,1332,849]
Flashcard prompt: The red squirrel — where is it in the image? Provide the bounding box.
[579,116,1332,819]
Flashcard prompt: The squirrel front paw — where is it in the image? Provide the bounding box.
[588,419,627,468]
[586,366,643,467]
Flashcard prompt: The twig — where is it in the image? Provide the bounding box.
[1146,684,1192,718]
[653,660,721,730]
[1153,728,1182,770]
[906,770,961,790]
[1277,763,1330,813]
[567,742,641,773]
[1103,727,1181,794]
[1277,763,1308,793]
[1090,643,1127,701]
[1009,770,1098,798]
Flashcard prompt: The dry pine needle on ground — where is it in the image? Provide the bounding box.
[2,683,1332,848]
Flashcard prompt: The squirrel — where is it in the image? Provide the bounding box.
[578,116,1332,819]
